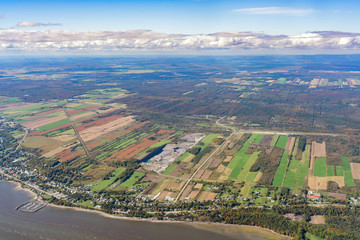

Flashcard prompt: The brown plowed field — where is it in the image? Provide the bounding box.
[157,129,175,134]
[169,181,185,191]
[105,134,158,160]
[285,137,296,154]
[79,116,135,143]
[169,163,186,177]
[311,141,326,158]
[209,158,222,169]
[187,191,200,199]
[259,135,273,147]
[198,191,217,201]
[310,141,326,170]
[36,108,62,116]
[105,121,150,140]
[22,114,67,129]
[141,174,157,182]
[68,109,85,115]
[351,163,360,179]
[194,170,205,179]
[56,148,85,162]
[201,170,212,179]
[143,183,158,195]
[179,185,193,200]
[77,115,125,132]
[216,164,226,173]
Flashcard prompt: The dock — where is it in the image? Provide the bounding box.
[16,201,47,213]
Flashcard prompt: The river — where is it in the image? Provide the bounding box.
[0,182,286,240]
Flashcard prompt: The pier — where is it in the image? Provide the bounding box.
[16,201,47,213]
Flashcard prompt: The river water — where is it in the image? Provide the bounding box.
[0,182,280,240]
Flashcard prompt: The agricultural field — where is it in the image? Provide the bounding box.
[2,56,360,210]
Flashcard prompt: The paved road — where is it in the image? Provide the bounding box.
[175,116,235,202]
[15,128,28,151]
[63,106,91,156]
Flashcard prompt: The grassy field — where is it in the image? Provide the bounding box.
[38,118,70,131]
[252,134,264,145]
[270,135,279,147]
[120,172,145,188]
[275,135,288,149]
[198,134,219,148]
[313,158,327,177]
[342,157,355,186]
[72,104,91,109]
[177,152,190,162]
[91,168,126,192]
[237,151,260,182]
[335,166,344,176]
[327,166,335,176]
[272,150,290,186]
[0,97,20,106]
[305,232,325,240]
[294,145,310,186]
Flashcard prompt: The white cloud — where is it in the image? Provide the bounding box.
[233,7,315,16]
[0,14,3,19]
[0,30,359,52]
[17,21,62,27]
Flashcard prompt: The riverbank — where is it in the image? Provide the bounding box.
[48,203,290,239]
[9,181,290,239]
[9,181,37,199]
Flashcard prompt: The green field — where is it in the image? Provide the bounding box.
[201,134,220,146]
[341,157,355,186]
[341,156,351,171]
[252,134,264,145]
[313,158,327,177]
[327,166,335,176]
[0,97,20,106]
[335,166,344,176]
[228,137,253,170]
[120,172,145,188]
[269,135,279,147]
[295,145,310,187]
[38,118,70,131]
[91,168,125,192]
[177,152,190,162]
[237,151,260,182]
[163,164,178,175]
[272,150,290,186]
[72,104,91,109]
[305,232,325,240]
[275,135,288,149]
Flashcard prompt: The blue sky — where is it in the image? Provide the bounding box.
[1,0,360,35]
[1,0,360,53]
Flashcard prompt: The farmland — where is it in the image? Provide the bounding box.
[2,56,360,239]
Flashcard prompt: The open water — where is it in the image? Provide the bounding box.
[0,182,275,240]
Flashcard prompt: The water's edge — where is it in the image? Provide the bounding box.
[4,181,290,240]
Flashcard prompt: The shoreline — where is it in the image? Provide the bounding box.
[6,181,291,239]
[48,203,291,239]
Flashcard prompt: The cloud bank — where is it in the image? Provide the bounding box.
[233,7,315,16]
[17,21,62,27]
[1,29,360,52]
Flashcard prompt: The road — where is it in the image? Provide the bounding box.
[15,128,28,152]
[63,106,91,157]
[175,116,235,202]
[0,168,61,198]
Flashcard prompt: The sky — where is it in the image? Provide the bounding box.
[1,0,360,54]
